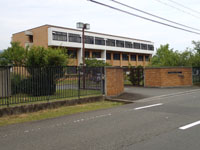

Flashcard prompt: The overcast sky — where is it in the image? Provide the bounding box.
[1,0,200,51]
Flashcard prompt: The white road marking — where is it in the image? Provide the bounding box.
[134,103,163,110]
[179,120,200,130]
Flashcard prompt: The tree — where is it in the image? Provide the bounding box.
[85,59,110,67]
[150,44,181,67]
[192,40,200,54]
[0,42,26,65]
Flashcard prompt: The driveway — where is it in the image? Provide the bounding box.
[114,86,200,102]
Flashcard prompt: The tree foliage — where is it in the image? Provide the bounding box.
[26,46,68,67]
[85,59,110,67]
[0,42,26,65]
[150,43,200,67]
[0,42,69,66]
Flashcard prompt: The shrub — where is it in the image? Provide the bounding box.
[129,66,144,86]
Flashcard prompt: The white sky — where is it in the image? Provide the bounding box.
[1,0,200,51]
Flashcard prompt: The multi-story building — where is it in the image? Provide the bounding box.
[12,24,154,67]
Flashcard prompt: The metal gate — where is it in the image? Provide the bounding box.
[124,67,144,86]
[193,67,200,84]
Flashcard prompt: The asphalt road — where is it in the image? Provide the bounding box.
[1,88,200,150]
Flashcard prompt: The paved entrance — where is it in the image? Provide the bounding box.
[113,86,200,102]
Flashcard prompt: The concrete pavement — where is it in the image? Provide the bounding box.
[0,87,200,150]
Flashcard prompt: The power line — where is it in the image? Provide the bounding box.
[167,0,200,15]
[109,0,200,32]
[87,0,200,35]
[154,0,200,19]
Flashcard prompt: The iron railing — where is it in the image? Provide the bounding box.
[0,66,104,107]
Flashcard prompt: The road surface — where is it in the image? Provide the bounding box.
[0,88,200,150]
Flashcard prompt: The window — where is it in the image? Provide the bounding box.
[122,54,129,61]
[106,39,115,47]
[113,53,120,60]
[106,53,111,60]
[125,41,132,48]
[85,36,94,44]
[148,45,154,51]
[92,52,101,58]
[133,42,141,49]
[138,55,144,61]
[95,37,105,45]
[116,40,124,47]
[67,50,77,58]
[52,31,67,41]
[141,44,148,50]
[85,51,90,58]
[68,33,81,43]
[28,35,33,43]
[131,55,136,61]
[145,55,150,61]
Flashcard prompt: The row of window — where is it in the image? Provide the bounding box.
[52,31,154,51]
[67,50,149,61]
[106,53,149,61]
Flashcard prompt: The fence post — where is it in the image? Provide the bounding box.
[6,66,9,107]
[78,67,80,99]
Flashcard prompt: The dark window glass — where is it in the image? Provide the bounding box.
[133,42,141,49]
[125,41,132,48]
[138,55,144,61]
[145,55,150,61]
[52,31,67,41]
[67,50,77,58]
[106,53,111,60]
[85,36,94,44]
[106,39,115,47]
[122,54,129,61]
[85,51,90,58]
[29,35,33,43]
[131,55,136,61]
[92,52,101,58]
[95,37,105,45]
[141,44,148,50]
[68,33,81,43]
[113,53,120,60]
[116,40,124,47]
[148,45,154,51]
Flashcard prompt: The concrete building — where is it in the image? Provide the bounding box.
[12,24,154,67]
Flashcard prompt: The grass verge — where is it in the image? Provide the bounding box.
[0,101,123,127]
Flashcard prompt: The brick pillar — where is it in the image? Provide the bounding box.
[105,67,124,96]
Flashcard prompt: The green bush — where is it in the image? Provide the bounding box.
[129,66,144,86]
[11,73,22,95]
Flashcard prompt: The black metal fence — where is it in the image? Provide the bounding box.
[0,66,104,107]
[193,67,200,84]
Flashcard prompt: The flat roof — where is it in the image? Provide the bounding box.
[13,24,153,43]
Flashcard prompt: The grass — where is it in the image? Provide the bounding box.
[0,101,123,127]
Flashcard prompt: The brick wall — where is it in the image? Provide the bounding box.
[105,67,124,96]
[12,25,49,48]
[144,67,193,87]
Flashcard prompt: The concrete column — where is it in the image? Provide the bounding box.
[78,48,82,65]
[136,54,138,66]
[101,50,106,62]
[120,53,122,67]
[111,52,113,66]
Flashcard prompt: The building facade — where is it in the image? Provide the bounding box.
[12,24,154,67]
